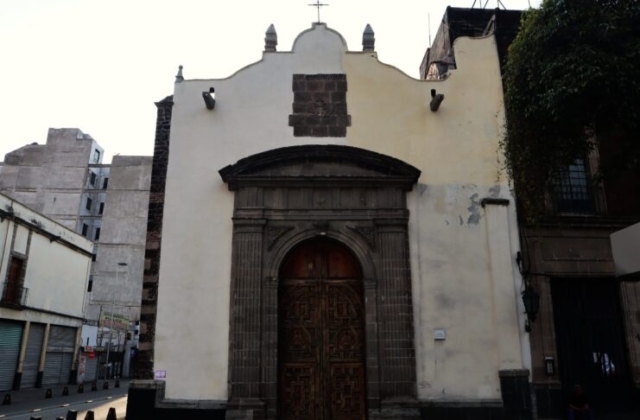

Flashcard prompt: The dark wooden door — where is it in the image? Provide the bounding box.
[279,240,366,420]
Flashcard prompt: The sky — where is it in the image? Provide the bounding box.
[0,0,540,163]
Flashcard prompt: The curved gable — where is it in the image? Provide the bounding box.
[219,145,421,190]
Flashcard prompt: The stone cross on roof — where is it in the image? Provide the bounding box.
[308,0,329,23]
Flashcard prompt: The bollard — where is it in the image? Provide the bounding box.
[102,380,109,390]
[45,388,52,398]
[77,383,84,393]
[83,410,94,420]
[2,393,10,405]
[106,407,117,420]
[90,382,97,392]
[66,409,78,420]
[114,378,120,388]
[62,386,69,396]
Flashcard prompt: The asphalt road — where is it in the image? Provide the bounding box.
[0,394,127,420]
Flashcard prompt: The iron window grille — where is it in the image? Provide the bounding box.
[552,159,596,214]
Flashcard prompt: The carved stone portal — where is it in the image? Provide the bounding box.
[220,145,421,419]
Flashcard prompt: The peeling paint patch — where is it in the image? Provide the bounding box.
[467,193,482,225]
[459,215,464,226]
[445,220,450,226]
[489,185,501,198]
[419,183,428,196]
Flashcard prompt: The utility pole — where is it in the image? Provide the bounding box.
[105,262,127,379]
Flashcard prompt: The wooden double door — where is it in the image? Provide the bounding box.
[278,239,366,420]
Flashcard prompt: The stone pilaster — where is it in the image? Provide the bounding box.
[375,220,417,400]
[227,219,267,418]
[134,95,173,380]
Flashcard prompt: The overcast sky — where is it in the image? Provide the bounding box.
[0,0,540,162]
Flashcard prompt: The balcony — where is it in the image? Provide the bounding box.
[0,282,28,308]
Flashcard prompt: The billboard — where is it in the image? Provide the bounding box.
[100,311,129,331]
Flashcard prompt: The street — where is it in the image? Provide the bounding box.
[0,394,127,420]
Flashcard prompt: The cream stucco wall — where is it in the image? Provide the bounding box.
[155,23,530,402]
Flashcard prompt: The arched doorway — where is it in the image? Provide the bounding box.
[278,238,366,420]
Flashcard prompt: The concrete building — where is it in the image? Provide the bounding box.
[0,192,93,391]
[0,129,152,381]
[127,22,531,420]
[421,7,640,418]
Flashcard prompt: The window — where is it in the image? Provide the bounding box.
[2,256,26,305]
[89,172,96,186]
[99,202,105,215]
[554,159,595,213]
[93,150,101,162]
[86,197,92,211]
[82,223,89,237]
[95,227,101,241]
[87,276,93,292]
[92,253,97,262]
[102,177,109,190]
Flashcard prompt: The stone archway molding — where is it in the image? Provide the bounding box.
[219,144,421,190]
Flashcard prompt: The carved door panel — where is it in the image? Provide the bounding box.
[279,240,366,420]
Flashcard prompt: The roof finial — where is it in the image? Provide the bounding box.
[265,24,277,52]
[362,24,375,52]
[175,65,184,83]
[308,0,329,24]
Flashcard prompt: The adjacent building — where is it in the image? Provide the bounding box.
[127,22,532,420]
[422,7,640,418]
[0,128,152,382]
[0,192,93,391]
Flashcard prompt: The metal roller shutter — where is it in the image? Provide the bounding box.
[21,323,45,389]
[84,356,98,383]
[42,353,63,385]
[47,326,76,349]
[0,320,23,391]
[60,352,73,383]
[43,326,76,386]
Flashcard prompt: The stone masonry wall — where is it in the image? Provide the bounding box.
[134,96,173,379]
[288,74,351,137]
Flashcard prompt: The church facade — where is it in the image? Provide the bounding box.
[127,23,532,420]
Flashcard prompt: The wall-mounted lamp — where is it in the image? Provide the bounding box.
[517,251,540,333]
[430,89,444,112]
[202,87,216,110]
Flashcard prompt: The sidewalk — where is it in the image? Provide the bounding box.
[0,379,130,412]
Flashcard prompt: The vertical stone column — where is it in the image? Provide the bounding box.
[134,96,173,380]
[483,200,524,369]
[363,279,381,411]
[262,277,279,419]
[483,199,533,420]
[227,219,266,418]
[375,219,416,400]
[13,320,31,390]
[36,323,51,388]
[69,326,83,384]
